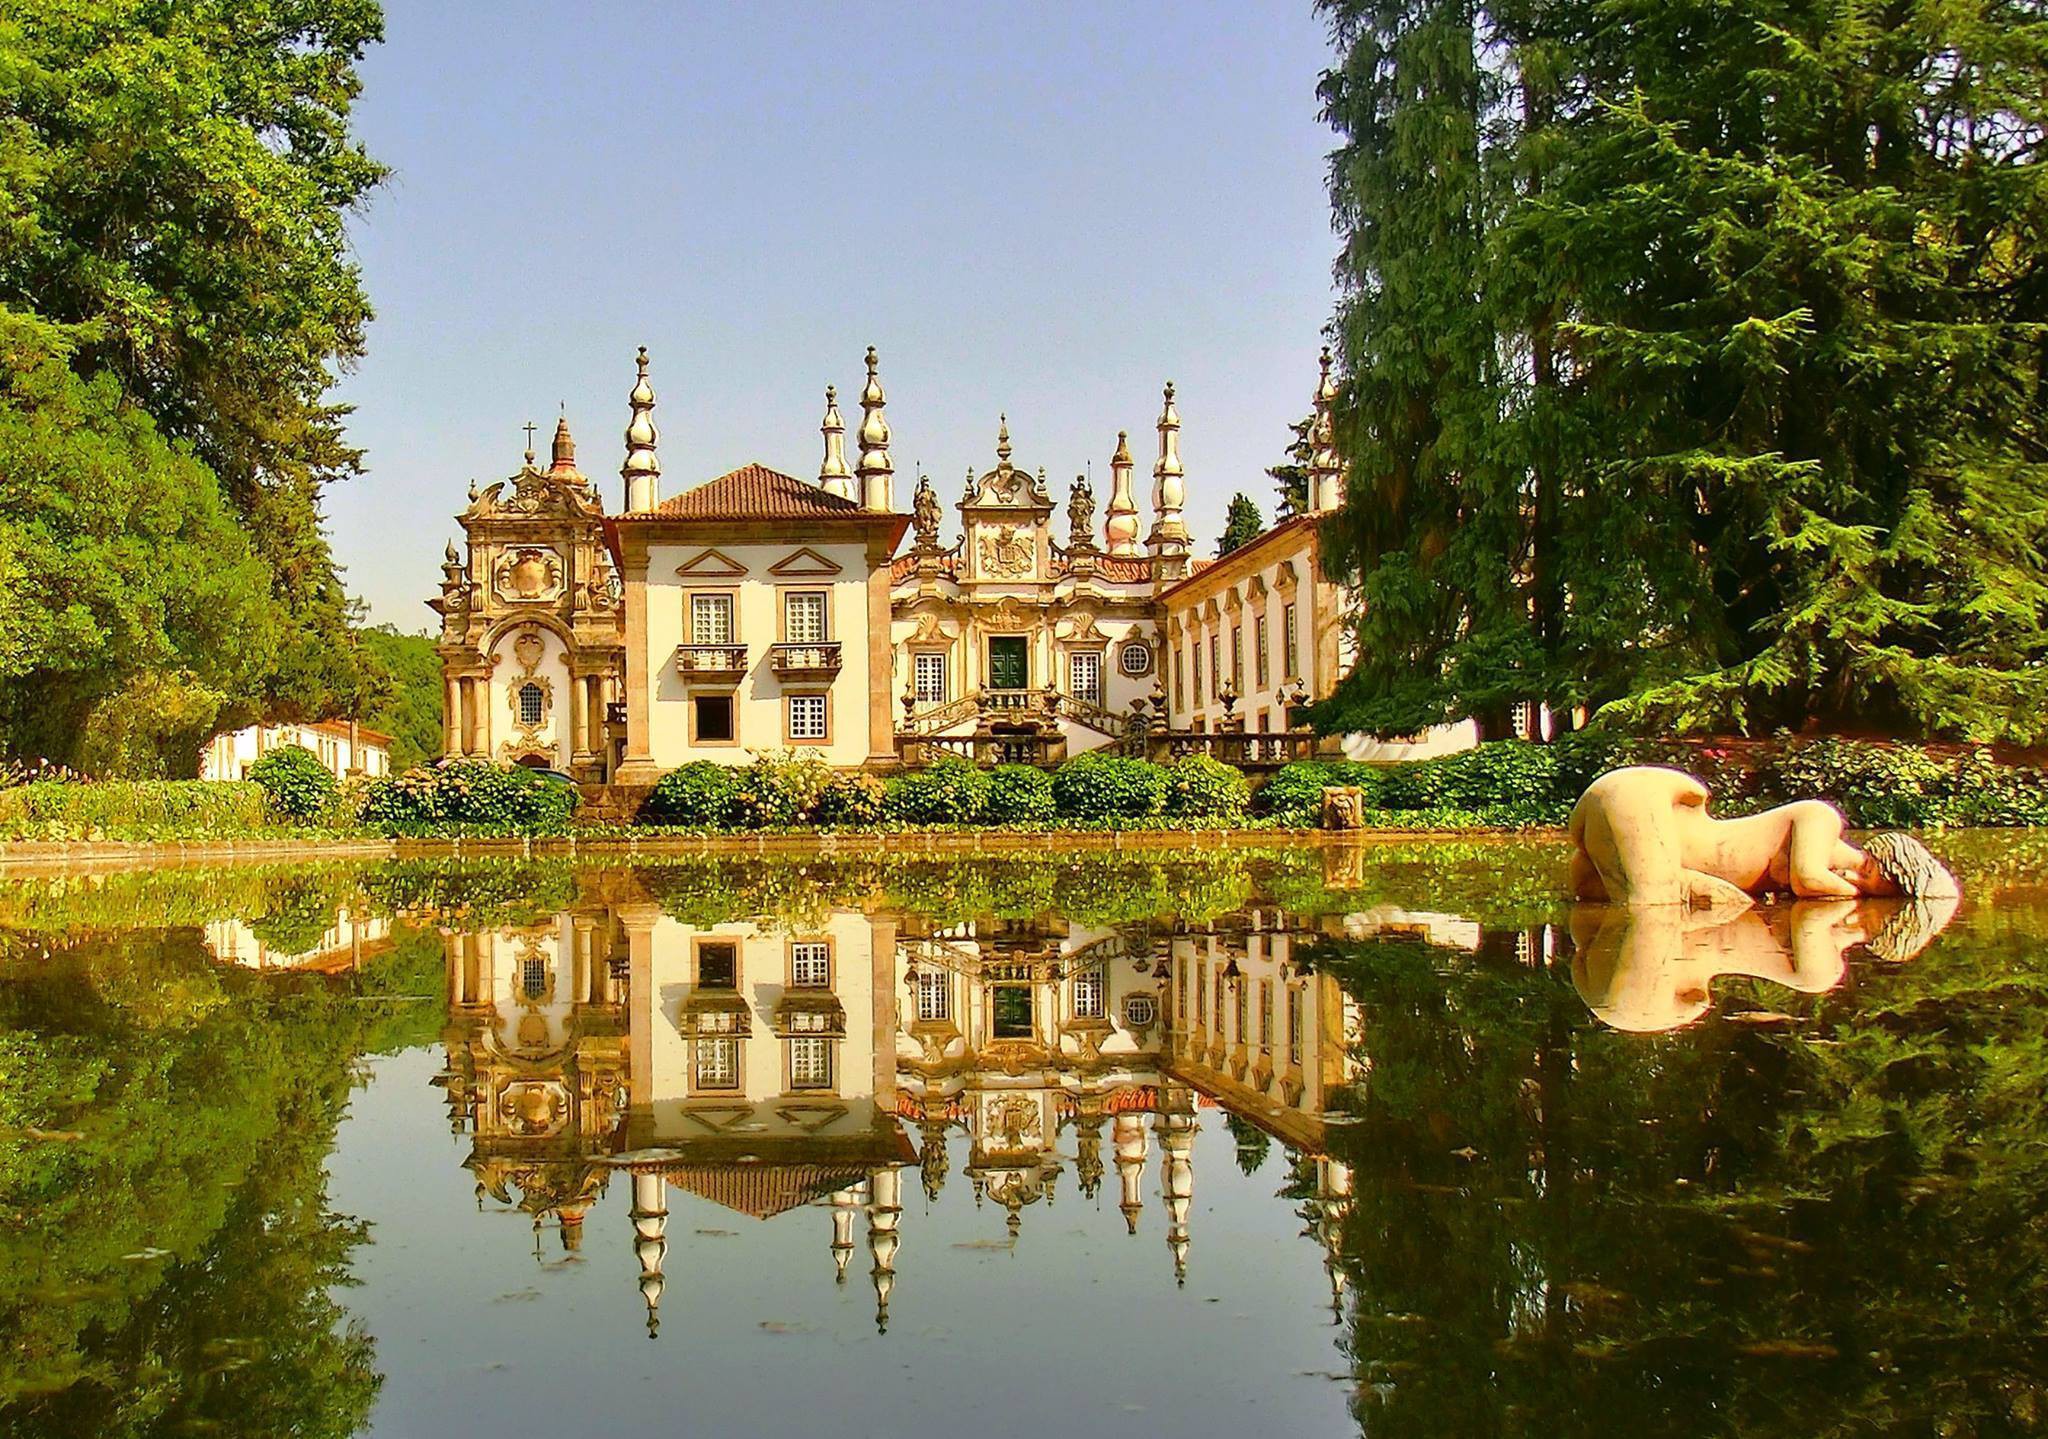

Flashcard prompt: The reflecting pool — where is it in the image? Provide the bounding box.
[2,837,2043,1436]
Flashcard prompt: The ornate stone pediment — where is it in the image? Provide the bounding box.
[1059,610,1107,645]
[981,596,1035,631]
[908,610,956,644]
[768,546,843,577]
[493,547,565,603]
[675,548,749,579]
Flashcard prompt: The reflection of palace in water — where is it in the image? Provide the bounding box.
[431,880,1367,1336]
[205,907,392,972]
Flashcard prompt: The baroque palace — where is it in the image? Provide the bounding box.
[429,343,1445,787]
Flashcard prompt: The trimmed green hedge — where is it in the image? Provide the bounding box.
[1050,754,1168,821]
[248,745,340,822]
[0,780,274,839]
[358,760,578,834]
[1257,735,2048,829]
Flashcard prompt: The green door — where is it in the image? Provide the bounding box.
[987,636,1029,691]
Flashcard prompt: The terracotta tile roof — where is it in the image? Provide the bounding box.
[623,463,875,521]
[664,1162,879,1220]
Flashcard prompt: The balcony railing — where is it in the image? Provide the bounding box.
[1143,730,1317,770]
[768,641,843,678]
[673,643,749,681]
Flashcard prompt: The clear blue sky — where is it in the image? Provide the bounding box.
[329,1,1342,628]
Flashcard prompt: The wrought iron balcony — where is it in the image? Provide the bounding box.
[768,641,842,678]
[673,643,749,681]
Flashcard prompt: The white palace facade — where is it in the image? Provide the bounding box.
[430,342,1470,786]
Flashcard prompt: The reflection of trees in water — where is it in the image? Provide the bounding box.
[0,925,442,1436]
[1315,924,2048,1436]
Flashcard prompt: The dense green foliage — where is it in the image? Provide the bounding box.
[815,772,888,827]
[643,761,742,827]
[0,319,277,774]
[887,755,994,826]
[1266,413,1314,521]
[1317,0,2048,744]
[0,778,274,840]
[0,1,390,769]
[1262,735,2048,829]
[985,763,1057,823]
[248,745,339,823]
[1049,753,1169,821]
[1164,753,1251,819]
[355,627,443,771]
[357,760,576,834]
[1216,492,1265,556]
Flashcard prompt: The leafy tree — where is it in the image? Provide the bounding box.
[1217,493,1266,556]
[0,316,276,773]
[1268,415,1314,521]
[356,625,444,770]
[0,0,389,724]
[1315,0,2048,743]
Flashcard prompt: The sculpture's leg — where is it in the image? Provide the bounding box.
[1568,848,1609,901]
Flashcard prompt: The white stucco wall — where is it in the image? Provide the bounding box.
[484,622,574,768]
[199,723,391,781]
[643,540,877,768]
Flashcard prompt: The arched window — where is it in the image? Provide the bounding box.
[518,682,545,727]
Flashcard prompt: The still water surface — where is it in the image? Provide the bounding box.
[1,839,2041,1437]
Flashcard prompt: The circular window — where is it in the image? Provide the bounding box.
[1119,641,1154,677]
[1123,993,1157,1028]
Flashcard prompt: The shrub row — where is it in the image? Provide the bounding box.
[358,759,579,833]
[0,779,274,839]
[1256,734,2048,829]
[642,751,1250,830]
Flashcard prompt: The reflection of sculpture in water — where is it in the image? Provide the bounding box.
[1570,890,1960,1032]
[1569,766,1960,908]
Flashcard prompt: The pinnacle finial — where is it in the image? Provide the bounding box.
[856,345,893,511]
[996,414,1012,467]
[1309,344,1343,513]
[444,538,459,564]
[819,383,853,498]
[621,346,661,512]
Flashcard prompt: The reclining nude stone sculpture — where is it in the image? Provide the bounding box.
[1568,765,1959,908]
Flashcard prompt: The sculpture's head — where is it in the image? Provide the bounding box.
[1861,832,1961,902]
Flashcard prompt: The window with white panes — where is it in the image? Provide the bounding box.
[1073,967,1105,1019]
[518,683,545,727]
[913,651,947,705]
[1287,986,1302,1064]
[1283,604,1298,678]
[695,1037,740,1090]
[791,941,830,988]
[1069,650,1102,705]
[787,694,827,741]
[789,1036,833,1089]
[1254,615,1269,688]
[691,593,735,645]
[917,969,950,1022]
[784,591,827,643]
[1208,634,1221,696]
[1259,981,1272,1046]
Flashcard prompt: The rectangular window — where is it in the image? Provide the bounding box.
[1176,958,1188,1020]
[784,591,827,643]
[691,592,734,645]
[1283,604,1298,679]
[1196,964,1207,1024]
[1232,977,1246,1039]
[1191,643,1203,705]
[993,985,1033,1039]
[789,1036,833,1090]
[1173,648,1185,711]
[791,941,830,988]
[695,1037,740,1090]
[1214,970,1226,1034]
[913,651,947,705]
[522,956,547,999]
[1255,615,1269,689]
[1259,980,1273,1046]
[1069,651,1101,705]
[693,694,735,744]
[698,941,737,989]
[917,969,950,1022]
[787,693,828,742]
[1287,986,1302,1064]
[1208,634,1221,697]
[1231,627,1243,690]
[1073,967,1105,1020]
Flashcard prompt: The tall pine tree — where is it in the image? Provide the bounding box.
[1318,0,2048,743]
